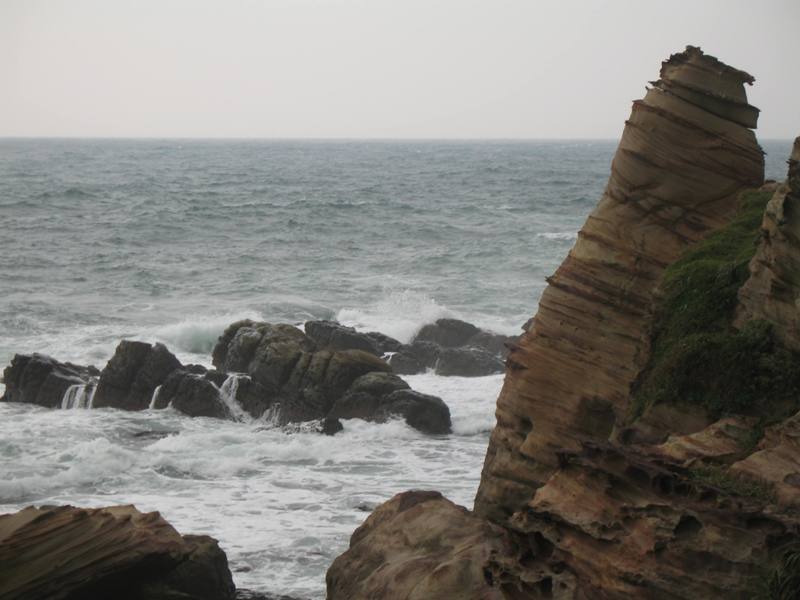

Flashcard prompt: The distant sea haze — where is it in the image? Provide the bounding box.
[0,138,793,598]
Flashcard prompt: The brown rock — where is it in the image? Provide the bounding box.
[475,46,764,523]
[652,416,757,465]
[735,137,800,349]
[730,410,800,508]
[0,504,234,600]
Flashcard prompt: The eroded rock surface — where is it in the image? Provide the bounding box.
[736,137,800,349]
[475,45,765,522]
[1,353,99,408]
[0,504,234,600]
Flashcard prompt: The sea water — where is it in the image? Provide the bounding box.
[0,139,792,598]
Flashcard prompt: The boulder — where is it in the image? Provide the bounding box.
[1,353,99,408]
[327,491,518,600]
[379,390,451,435]
[414,318,516,358]
[156,369,229,419]
[434,347,504,377]
[277,349,391,424]
[329,372,410,420]
[0,504,235,600]
[385,351,426,375]
[329,373,450,434]
[212,320,313,377]
[93,341,182,411]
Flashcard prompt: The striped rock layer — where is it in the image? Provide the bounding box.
[474,46,765,523]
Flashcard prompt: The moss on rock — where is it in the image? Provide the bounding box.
[632,190,800,422]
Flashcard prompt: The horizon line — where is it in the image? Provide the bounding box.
[0,135,794,142]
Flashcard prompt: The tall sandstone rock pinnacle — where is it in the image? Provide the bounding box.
[474,45,765,522]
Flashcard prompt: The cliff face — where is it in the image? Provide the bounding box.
[474,46,764,523]
[736,137,800,349]
[327,48,800,600]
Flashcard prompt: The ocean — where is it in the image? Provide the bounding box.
[0,138,793,598]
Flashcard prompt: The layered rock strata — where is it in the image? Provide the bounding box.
[329,444,799,599]
[475,46,765,522]
[735,137,800,349]
[0,504,234,600]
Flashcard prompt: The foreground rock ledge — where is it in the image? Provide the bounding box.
[0,504,235,600]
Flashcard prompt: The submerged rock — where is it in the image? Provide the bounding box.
[0,504,235,600]
[1,353,99,408]
[93,340,182,411]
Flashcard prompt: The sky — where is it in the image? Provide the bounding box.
[1,0,798,139]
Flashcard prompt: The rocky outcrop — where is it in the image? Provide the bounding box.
[304,320,402,356]
[475,46,764,522]
[0,353,99,408]
[93,341,182,411]
[735,137,800,349]
[0,504,235,600]
[327,491,521,600]
[211,320,452,432]
[388,318,514,377]
[327,46,800,599]
[328,445,800,600]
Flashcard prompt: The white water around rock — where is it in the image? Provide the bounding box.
[60,382,97,410]
[148,385,162,410]
[217,374,252,422]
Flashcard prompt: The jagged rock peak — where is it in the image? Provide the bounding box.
[474,47,764,524]
[653,45,760,128]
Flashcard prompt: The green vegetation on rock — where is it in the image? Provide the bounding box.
[632,190,800,422]
[688,464,776,503]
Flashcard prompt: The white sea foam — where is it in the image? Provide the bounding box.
[217,374,251,422]
[0,370,503,599]
[537,231,578,241]
[148,385,162,409]
[155,312,266,358]
[336,289,453,343]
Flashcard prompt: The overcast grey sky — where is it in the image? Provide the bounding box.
[1,0,797,139]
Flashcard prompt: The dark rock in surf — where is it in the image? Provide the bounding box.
[156,369,229,419]
[93,341,182,411]
[379,390,451,435]
[385,351,426,375]
[434,347,504,377]
[415,318,517,358]
[0,504,235,600]
[329,372,411,420]
[329,372,452,433]
[320,416,344,436]
[0,353,99,408]
[277,349,392,424]
[304,320,403,356]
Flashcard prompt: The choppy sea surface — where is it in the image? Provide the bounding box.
[0,139,793,598]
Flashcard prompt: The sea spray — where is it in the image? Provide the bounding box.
[217,374,251,422]
[60,381,97,409]
[149,385,162,410]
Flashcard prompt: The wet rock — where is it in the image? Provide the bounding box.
[329,372,410,420]
[212,320,313,378]
[320,416,344,435]
[277,349,391,424]
[1,353,99,408]
[0,504,235,600]
[378,390,451,435]
[414,318,481,347]
[157,369,229,419]
[434,347,504,377]
[93,341,182,411]
[385,351,426,375]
